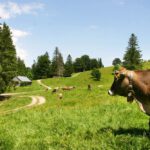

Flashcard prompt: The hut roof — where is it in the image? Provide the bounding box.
[12,76,32,82]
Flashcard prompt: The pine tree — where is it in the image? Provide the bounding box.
[112,58,122,66]
[97,58,104,68]
[26,67,33,80]
[90,58,98,69]
[73,58,84,72]
[17,57,27,76]
[32,60,37,79]
[80,55,91,71]
[58,52,64,76]
[0,23,17,90]
[51,47,64,77]
[0,25,5,93]
[0,65,6,93]
[0,25,2,63]
[32,52,51,79]
[63,54,74,77]
[123,33,142,70]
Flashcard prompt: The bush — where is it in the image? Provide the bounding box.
[112,64,121,74]
[91,69,101,81]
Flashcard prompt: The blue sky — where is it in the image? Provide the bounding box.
[0,0,150,67]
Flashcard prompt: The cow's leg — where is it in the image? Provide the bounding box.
[149,118,150,132]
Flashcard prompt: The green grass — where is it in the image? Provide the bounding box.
[143,61,150,69]
[1,66,150,149]
[0,96,31,112]
[7,80,44,93]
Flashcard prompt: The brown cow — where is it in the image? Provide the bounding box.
[52,87,59,93]
[62,86,75,91]
[58,93,63,99]
[88,84,92,90]
[108,67,150,130]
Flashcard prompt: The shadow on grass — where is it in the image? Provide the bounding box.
[0,95,11,101]
[98,127,150,137]
[113,127,148,136]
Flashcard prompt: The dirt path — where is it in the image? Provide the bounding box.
[37,80,51,90]
[0,92,27,96]
[0,81,47,115]
[0,90,44,97]
[71,73,80,78]
[0,96,46,115]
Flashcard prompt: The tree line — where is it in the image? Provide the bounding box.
[0,22,146,94]
[0,23,32,93]
[0,23,104,93]
[32,47,104,79]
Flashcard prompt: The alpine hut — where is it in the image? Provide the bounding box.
[12,76,32,86]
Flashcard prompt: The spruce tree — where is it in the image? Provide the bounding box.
[58,52,64,76]
[90,58,98,69]
[0,23,17,90]
[73,58,84,72]
[98,58,104,68]
[0,65,6,93]
[123,33,142,70]
[32,52,51,79]
[0,25,5,93]
[51,47,64,77]
[26,67,33,80]
[17,57,27,76]
[51,47,59,76]
[112,58,122,66]
[64,54,74,77]
[80,55,91,71]
[32,60,37,79]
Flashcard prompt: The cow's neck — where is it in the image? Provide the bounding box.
[131,72,149,98]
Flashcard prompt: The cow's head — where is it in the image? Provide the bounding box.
[108,67,130,97]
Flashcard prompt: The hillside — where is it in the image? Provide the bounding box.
[143,61,150,70]
[0,66,150,149]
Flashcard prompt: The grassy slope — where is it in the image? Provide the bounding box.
[143,61,150,70]
[0,66,150,149]
[0,97,31,112]
[7,80,44,93]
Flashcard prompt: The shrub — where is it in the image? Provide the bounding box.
[91,69,101,81]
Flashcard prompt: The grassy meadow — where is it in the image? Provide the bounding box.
[0,64,150,149]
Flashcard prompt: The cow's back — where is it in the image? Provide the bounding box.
[135,70,150,85]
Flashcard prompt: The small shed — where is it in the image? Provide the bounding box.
[12,76,32,86]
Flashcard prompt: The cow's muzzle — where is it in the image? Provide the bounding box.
[108,90,114,96]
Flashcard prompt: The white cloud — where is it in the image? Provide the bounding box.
[0,1,44,19]
[16,46,28,61]
[11,28,30,61]
[11,28,30,43]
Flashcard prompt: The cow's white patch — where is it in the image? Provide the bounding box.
[135,100,150,115]
[136,101,146,113]
[108,90,114,96]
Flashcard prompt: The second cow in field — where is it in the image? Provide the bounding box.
[88,84,92,90]
[61,86,76,91]
[52,87,59,93]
